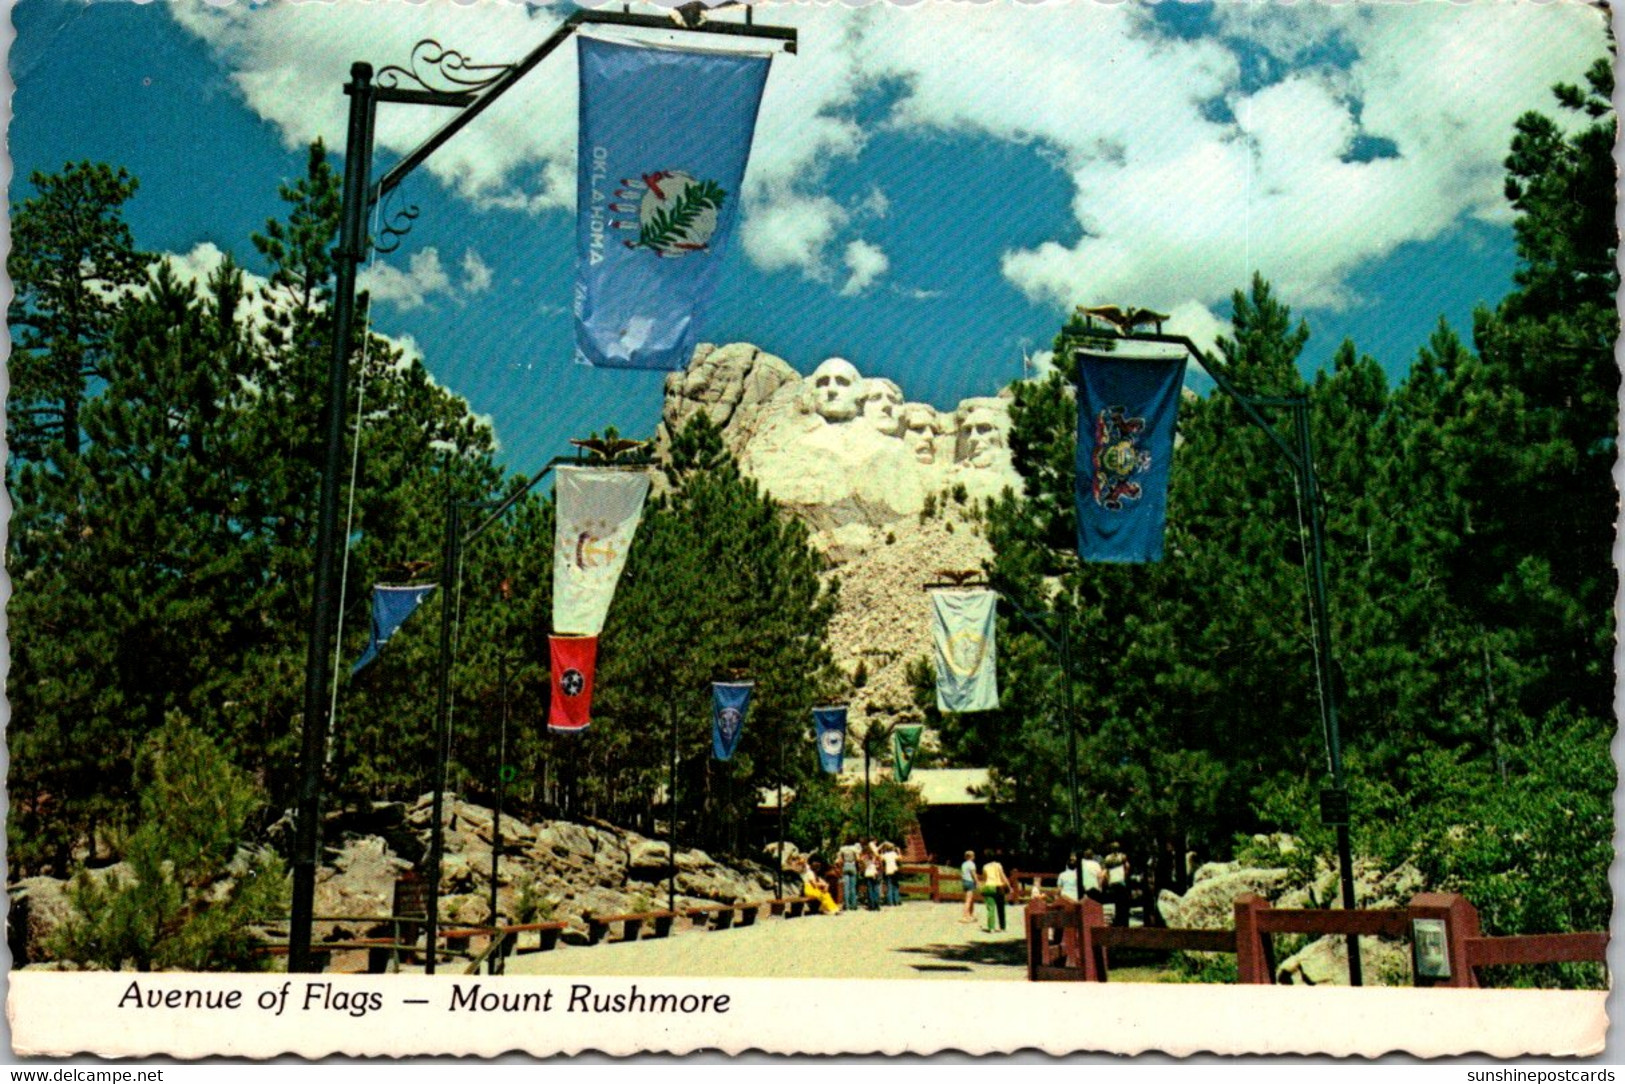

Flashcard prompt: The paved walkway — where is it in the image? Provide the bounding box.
[503,901,1030,981]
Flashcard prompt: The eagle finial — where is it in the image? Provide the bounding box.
[570,437,651,464]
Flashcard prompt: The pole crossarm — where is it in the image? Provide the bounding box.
[373,9,797,205]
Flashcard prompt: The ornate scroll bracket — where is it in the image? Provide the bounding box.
[376,39,512,97]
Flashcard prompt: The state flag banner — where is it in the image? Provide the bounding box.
[351,584,436,675]
[892,724,923,784]
[1075,348,1188,563]
[552,466,651,636]
[930,588,999,713]
[813,706,847,775]
[712,681,754,762]
[575,35,772,370]
[548,635,599,733]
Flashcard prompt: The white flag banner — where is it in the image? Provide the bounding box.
[552,466,651,636]
[930,588,999,713]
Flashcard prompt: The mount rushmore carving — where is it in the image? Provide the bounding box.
[658,343,1022,552]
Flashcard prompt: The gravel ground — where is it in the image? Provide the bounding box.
[500,901,1029,981]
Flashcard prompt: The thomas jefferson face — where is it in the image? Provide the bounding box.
[811,358,863,422]
[860,379,905,436]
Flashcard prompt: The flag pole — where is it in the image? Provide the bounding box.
[668,699,679,914]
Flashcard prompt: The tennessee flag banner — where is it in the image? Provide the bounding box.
[711,681,754,762]
[351,584,436,675]
[575,35,772,370]
[1075,347,1188,563]
[930,588,998,713]
[552,466,651,636]
[548,635,598,732]
[892,724,923,784]
[813,706,847,775]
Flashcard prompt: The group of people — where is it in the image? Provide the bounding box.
[790,837,905,915]
[1055,842,1134,925]
[959,848,1013,933]
[838,837,904,911]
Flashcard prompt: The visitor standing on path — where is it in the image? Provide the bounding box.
[839,838,861,911]
[960,850,978,923]
[882,842,901,906]
[1104,842,1131,926]
[1058,854,1081,901]
[980,850,1010,932]
[861,841,882,911]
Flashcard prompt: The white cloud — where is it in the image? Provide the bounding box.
[460,249,494,295]
[358,247,454,311]
[741,193,847,276]
[838,238,889,296]
[169,0,1609,326]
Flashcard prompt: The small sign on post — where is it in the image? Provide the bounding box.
[1319,787,1350,827]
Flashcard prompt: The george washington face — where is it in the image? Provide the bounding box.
[810,357,863,422]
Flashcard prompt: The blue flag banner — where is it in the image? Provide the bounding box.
[712,681,754,761]
[1075,348,1188,563]
[813,706,847,775]
[575,36,772,370]
[352,584,436,675]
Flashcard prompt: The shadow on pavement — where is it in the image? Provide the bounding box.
[896,938,1028,970]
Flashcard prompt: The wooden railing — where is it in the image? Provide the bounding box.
[1027,892,1609,987]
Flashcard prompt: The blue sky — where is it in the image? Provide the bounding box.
[8,0,1609,474]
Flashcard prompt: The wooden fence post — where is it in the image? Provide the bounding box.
[1233,893,1273,984]
[1409,892,1481,988]
[1078,896,1106,981]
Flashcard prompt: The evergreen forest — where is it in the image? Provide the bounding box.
[6,58,1616,960]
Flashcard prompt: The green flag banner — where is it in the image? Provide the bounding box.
[892,724,923,783]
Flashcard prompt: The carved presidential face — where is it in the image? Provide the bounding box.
[899,403,944,463]
[860,379,905,436]
[955,402,1009,467]
[811,358,863,422]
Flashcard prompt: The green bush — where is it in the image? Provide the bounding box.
[51,716,286,971]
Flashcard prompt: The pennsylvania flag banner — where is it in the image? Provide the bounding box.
[575,35,771,370]
[892,724,923,784]
[930,589,999,713]
[711,681,754,762]
[553,466,651,636]
[548,635,598,732]
[813,706,847,775]
[1075,347,1188,563]
[351,584,436,675]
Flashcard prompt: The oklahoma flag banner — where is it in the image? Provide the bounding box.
[892,724,923,784]
[813,706,847,775]
[575,36,771,370]
[930,588,999,713]
[351,584,436,675]
[711,681,754,762]
[548,635,599,732]
[1075,348,1188,563]
[552,466,651,636]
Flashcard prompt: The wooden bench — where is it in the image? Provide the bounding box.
[585,910,677,945]
[768,896,810,918]
[499,920,569,955]
[684,903,762,931]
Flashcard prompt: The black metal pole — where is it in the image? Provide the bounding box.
[427,488,460,975]
[863,728,872,837]
[1293,395,1360,986]
[289,62,377,974]
[1060,614,1079,845]
[668,701,678,914]
[490,650,507,972]
[776,721,783,897]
